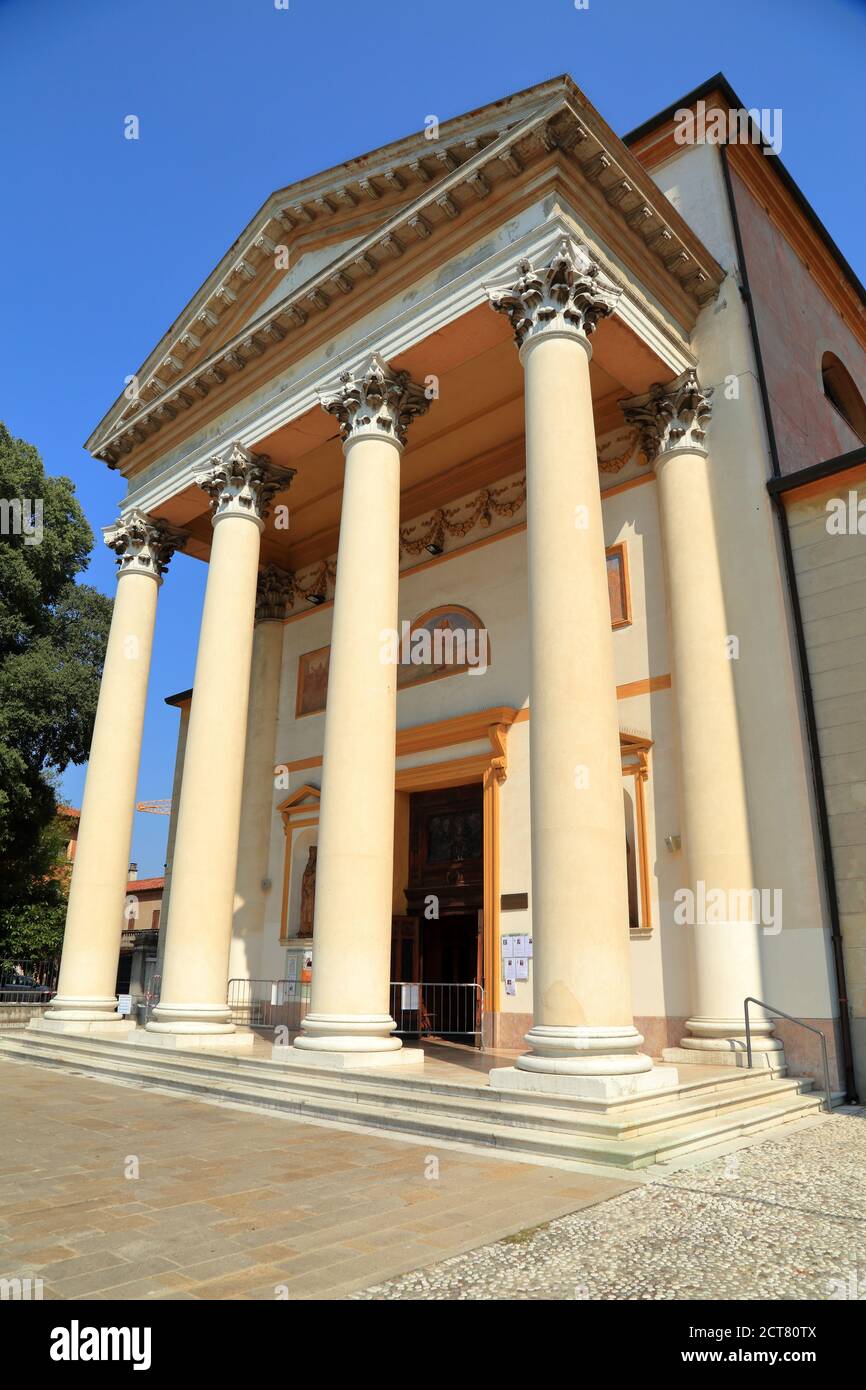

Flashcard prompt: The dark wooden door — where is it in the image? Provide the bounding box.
[406,784,484,917]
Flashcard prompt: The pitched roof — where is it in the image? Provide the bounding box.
[87,74,723,473]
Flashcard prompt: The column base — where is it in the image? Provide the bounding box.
[147,1001,234,1037]
[515,1024,654,1075]
[491,1025,666,1098]
[29,1014,136,1037]
[42,994,125,1024]
[273,1041,424,1071]
[679,1015,783,1055]
[295,1012,401,1052]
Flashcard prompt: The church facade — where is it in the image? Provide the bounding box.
[44,75,866,1105]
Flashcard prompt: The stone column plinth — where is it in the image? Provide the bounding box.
[282,353,430,1071]
[146,444,294,1046]
[622,372,779,1063]
[38,512,185,1034]
[483,239,675,1100]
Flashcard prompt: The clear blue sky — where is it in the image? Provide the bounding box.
[2,0,864,875]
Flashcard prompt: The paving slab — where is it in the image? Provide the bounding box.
[0,1054,630,1300]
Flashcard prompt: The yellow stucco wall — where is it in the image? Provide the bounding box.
[788,478,866,1095]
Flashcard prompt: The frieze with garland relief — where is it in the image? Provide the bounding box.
[279,438,644,616]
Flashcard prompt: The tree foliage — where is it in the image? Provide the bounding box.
[0,422,112,944]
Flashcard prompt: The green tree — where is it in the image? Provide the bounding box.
[0,422,112,953]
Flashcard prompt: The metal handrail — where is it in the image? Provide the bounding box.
[744,996,833,1114]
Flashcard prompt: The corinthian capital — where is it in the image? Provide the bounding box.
[319,351,430,448]
[256,565,296,623]
[486,237,622,352]
[620,369,713,461]
[194,442,295,525]
[103,509,187,580]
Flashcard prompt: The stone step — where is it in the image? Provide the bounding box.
[4,1026,797,1109]
[12,1027,816,1141]
[2,1027,811,1133]
[0,1030,826,1170]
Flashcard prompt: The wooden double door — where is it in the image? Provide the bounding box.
[390,784,484,1040]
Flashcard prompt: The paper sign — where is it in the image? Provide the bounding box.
[504,975,516,996]
[514,957,529,981]
[401,983,420,1011]
[501,935,515,960]
[117,994,132,1017]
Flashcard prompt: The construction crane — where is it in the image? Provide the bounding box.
[136,799,172,815]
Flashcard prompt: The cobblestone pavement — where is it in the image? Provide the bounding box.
[353,1113,866,1300]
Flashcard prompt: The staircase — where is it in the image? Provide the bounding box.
[0,1028,827,1172]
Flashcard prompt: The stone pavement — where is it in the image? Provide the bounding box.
[354,1111,866,1300]
[0,1055,631,1301]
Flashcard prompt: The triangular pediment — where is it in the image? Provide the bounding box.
[89,75,723,472]
[278,783,321,818]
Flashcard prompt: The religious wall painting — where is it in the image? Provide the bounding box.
[606,542,631,628]
[295,644,331,718]
[294,605,490,717]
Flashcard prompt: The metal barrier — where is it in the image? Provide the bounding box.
[744,996,834,1114]
[227,977,311,1032]
[0,958,60,1003]
[224,977,483,1044]
[390,981,484,1043]
[142,973,161,1025]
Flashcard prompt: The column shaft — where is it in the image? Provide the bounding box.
[42,509,183,1032]
[228,604,287,982]
[148,442,293,1041]
[154,700,190,984]
[295,431,401,1052]
[46,571,159,1024]
[524,331,635,1033]
[288,350,430,1066]
[484,237,671,1099]
[655,446,777,1050]
[149,512,262,1034]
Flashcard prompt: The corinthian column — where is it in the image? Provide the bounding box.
[622,372,779,1061]
[147,444,294,1043]
[40,512,185,1032]
[287,352,430,1068]
[484,238,673,1099]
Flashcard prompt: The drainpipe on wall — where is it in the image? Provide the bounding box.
[720,144,858,1102]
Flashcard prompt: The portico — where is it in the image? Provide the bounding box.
[33,74,845,1147]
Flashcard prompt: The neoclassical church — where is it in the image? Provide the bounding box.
[31,74,866,1145]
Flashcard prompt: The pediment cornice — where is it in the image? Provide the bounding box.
[88,76,724,471]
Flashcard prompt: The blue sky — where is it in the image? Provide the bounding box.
[2,0,864,875]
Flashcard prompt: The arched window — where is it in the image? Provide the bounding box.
[822,352,866,443]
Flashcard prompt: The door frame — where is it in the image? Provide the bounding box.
[394,717,512,1029]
